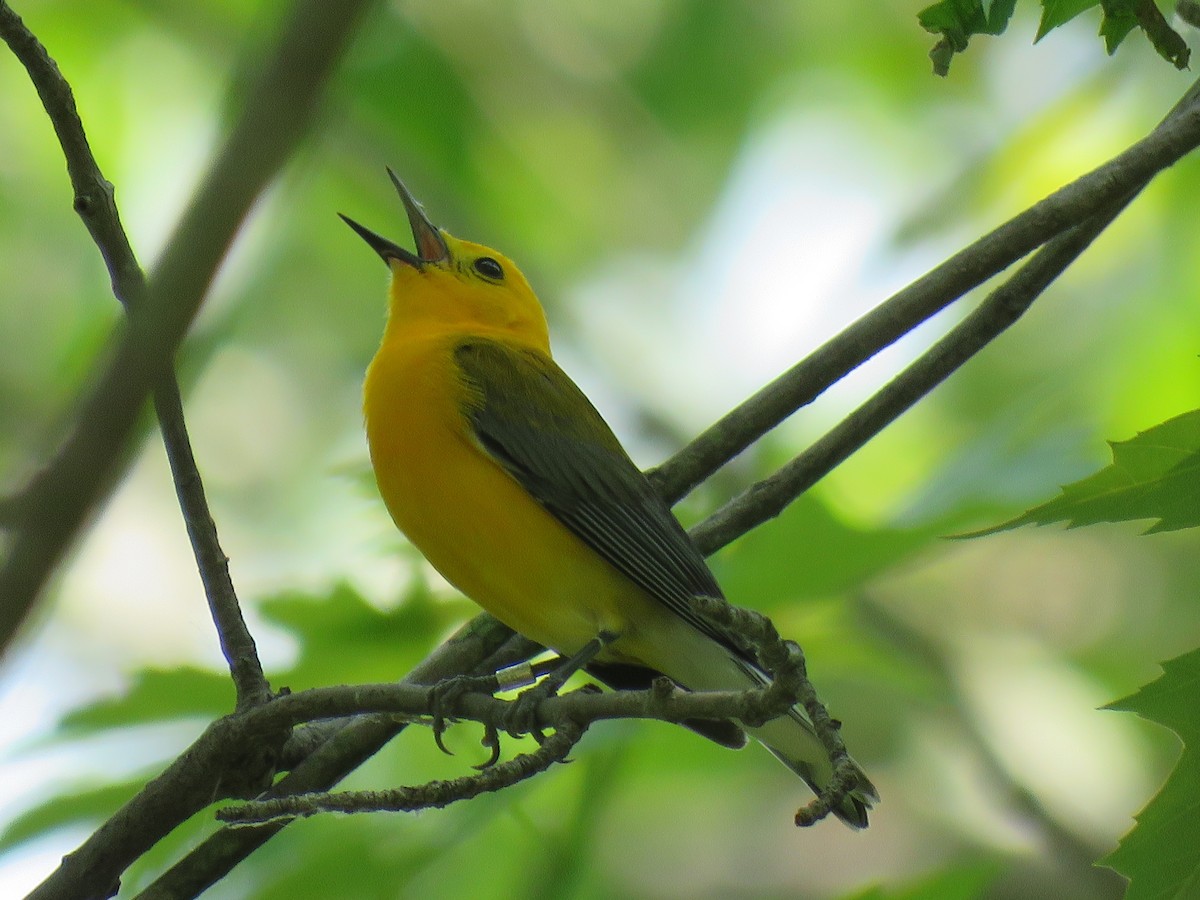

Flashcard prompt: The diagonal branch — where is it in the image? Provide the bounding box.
[684,74,1200,553]
[154,378,270,709]
[650,79,1200,506]
[0,2,273,710]
[0,4,142,307]
[0,0,375,665]
[219,720,587,822]
[132,617,527,900]
[27,616,527,900]
[690,192,1134,556]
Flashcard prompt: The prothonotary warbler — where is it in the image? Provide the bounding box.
[342,170,876,828]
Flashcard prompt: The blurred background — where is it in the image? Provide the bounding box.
[2,0,1199,897]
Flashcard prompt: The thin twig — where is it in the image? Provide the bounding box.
[12,0,376,894]
[0,1,270,708]
[0,0,373,658]
[220,721,586,823]
[153,379,270,708]
[0,5,142,307]
[132,619,526,900]
[690,191,1136,556]
[650,79,1200,506]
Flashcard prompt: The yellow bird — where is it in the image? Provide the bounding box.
[343,171,876,828]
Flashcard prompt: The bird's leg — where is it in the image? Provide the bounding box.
[503,630,618,741]
[452,655,572,764]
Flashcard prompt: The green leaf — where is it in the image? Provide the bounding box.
[965,409,1200,535]
[924,0,1188,70]
[917,0,1017,74]
[1100,0,1190,66]
[1037,0,1101,40]
[1101,0,1142,52]
[1102,649,1200,897]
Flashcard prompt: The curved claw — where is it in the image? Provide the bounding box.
[473,724,502,770]
[502,680,557,742]
[432,715,455,756]
[429,673,494,756]
[429,681,462,757]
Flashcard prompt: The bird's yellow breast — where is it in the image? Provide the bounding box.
[363,327,663,659]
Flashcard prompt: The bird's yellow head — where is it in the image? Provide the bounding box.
[341,170,550,353]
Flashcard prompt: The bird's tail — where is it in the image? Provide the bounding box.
[724,655,876,829]
[749,707,877,829]
[612,626,877,828]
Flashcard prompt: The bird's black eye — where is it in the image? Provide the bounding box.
[474,256,504,280]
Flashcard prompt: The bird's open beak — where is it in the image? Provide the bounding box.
[339,168,449,268]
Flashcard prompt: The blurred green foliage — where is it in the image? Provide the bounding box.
[3,0,1200,898]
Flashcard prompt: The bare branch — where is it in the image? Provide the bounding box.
[27,703,278,900]
[690,195,1131,555]
[650,80,1200,507]
[0,0,272,707]
[219,721,586,823]
[684,77,1200,553]
[153,379,271,708]
[207,597,837,827]
[131,617,524,900]
[0,0,374,660]
[0,4,142,307]
[28,616,520,900]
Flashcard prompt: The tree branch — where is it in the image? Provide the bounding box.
[28,616,519,900]
[649,80,1200,506]
[0,0,274,709]
[684,76,1200,552]
[204,596,833,827]
[130,619,523,900]
[689,201,1125,553]
[0,5,142,307]
[220,720,588,822]
[153,378,271,709]
[0,0,375,661]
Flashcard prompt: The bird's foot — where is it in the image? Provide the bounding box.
[428,673,498,756]
[501,678,559,743]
